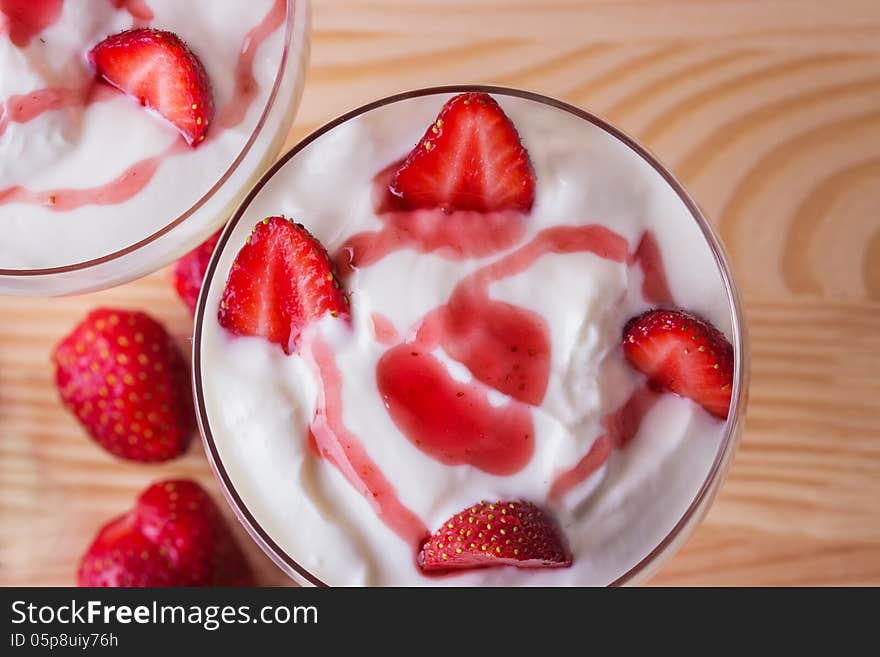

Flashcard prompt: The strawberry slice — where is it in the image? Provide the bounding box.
[419,500,571,572]
[52,308,194,462]
[88,28,214,146]
[218,217,349,354]
[173,229,221,315]
[622,309,734,419]
[78,479,253,587]
[388,92,535,213]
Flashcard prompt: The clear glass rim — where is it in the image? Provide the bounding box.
[0,0,301,278]
[193,84,751,588]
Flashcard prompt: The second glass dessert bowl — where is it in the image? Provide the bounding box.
[0,0,310,296]
[194,86,749,586]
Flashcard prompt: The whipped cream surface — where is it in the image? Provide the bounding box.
[0,0,291,270]
[200,92,736,586]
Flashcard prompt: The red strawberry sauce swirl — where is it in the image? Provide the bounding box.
[302,161,675,540]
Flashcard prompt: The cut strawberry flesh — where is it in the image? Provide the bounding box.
[88,28,214,146]
[623,309,734,419]
[389,92,535,213]
[218,217,349,354]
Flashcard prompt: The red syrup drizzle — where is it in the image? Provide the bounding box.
[0,142,181,211]
[215,0,286,131]
[370,313,399,345]
[631,231,673,306]
[0,82,119,139]
[377,346,536,476]
[547,385,660,503]
[295,122,676,543]
[0,0,151,46]
[4,88,80,124]
[0,0,63,47]
[546,230,673,503]
[334,161,527,276]
[303,333,429,545]
[109,0,154,24]
[0,1,150,135]
[0,0,285,211]
[376,224,630,476]
[0,43,124,139]
[0,87,83,138]
[547,434,613,504]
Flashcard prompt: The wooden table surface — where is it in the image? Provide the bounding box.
[2,0,879,587]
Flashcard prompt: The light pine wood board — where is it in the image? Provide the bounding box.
[2,0,879,586]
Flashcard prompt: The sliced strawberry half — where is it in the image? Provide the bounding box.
[88,28,214,146]
[388,92,535,213]
[78,479,253,587]
[218,217,349,354]
[419,500,571,572]
[173,229,221,315]
[622,309,734,419]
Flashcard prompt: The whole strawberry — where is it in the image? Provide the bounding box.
[173,229,222,314]
[79,479,253,587]
[53,308,194,462]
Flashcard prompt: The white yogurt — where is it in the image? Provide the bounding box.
[0,0,291,270]
[200,93,736,586]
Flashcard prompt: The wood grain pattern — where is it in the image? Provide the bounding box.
[2,0,879,586]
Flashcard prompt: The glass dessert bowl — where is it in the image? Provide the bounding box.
[0,0,310,296]
[194,86,749,586]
